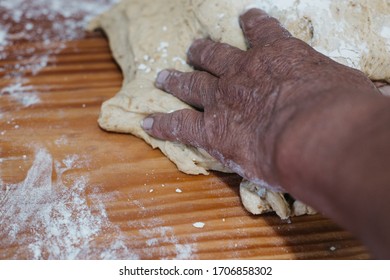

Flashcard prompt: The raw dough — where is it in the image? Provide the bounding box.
[240,180,317,220]
[89,0,390,219]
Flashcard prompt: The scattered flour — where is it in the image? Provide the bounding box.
[54,135,69,147]
[0,148,128,259]
[140,226,197,259]
[0,148,197,259]
[0,0,120,107]
[381,25,390,39]
[0,28,7,46]
[192,222,205,229]
[0,82,41,107]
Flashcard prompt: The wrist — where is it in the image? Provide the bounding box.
[252,82,360,186]
[274,84,390,205]
[274,87,381,188]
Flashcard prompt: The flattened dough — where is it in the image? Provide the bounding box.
[90,0,390,219]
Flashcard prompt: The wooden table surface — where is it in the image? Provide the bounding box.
[0,1,371,259]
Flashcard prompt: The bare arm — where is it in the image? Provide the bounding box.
[142,8,390,258]
[276,85,390,259]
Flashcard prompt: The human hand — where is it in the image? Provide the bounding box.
[141,8,379,190]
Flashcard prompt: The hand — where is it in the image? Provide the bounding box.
[141,8,379,190]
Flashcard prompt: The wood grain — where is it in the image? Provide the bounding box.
[0,13,370,260]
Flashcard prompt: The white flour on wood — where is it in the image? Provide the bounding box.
[0,148,198,259]
[0,0,119,108]
[0,148,120,259]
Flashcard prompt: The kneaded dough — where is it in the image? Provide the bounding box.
[90,0,390,219]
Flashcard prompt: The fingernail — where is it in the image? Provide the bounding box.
[155,70,170,88]
[187,38,205,60]
[142,117,154,131]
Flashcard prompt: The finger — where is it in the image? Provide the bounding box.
[239,8,291,48]
[141,109,207,148]
[155,69,218,109]
[187,38,244,77]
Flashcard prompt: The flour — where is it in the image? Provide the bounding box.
[0,0,119,108]
[0,148,121,259]
[0,131,200,259]
[381,26,390,39]
[0,82,41,107]
[139,226,197,259]
[0,28,7,46]
[192,222,205,229]
[172,56,187,66]
[0,0,120,41]
[0,148,157,259]
[54,135,69,147]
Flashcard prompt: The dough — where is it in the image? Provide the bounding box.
[239,180,317,220]
[90,0,230,176]
[89,0,390,219]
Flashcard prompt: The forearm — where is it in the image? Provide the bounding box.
[275,89,390,258]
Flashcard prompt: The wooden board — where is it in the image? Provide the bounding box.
[0,3,370,259]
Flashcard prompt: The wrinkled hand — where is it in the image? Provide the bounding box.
[142,8,378,190]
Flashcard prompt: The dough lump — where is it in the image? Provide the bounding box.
[90,0,390,219]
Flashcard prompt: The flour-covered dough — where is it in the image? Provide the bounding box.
[90,0,390,219]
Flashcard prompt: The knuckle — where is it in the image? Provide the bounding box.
[188,72,208,92]
[168,112,183,139]
[148,113,181,142]
[171,109,202,146]
[165,71,181,92]
[168,110,193,136]
[187,73,201,93]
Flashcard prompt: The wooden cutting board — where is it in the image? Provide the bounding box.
[0,4,370,260]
